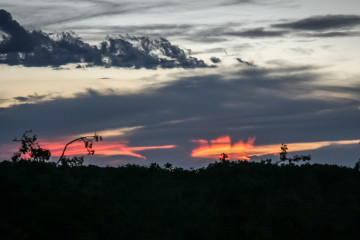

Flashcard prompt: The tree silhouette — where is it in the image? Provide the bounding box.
[11,130,51,162]
[261,144,311,165]
[219,152,229,162]
[56,133,102,166]
[279,144,288,162]
[355,142,360,171]
[355,159,360,172]
[164,162,173,170]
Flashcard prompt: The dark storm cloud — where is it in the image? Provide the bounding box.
[225,27,287,38]
[0,10,207,69]
[1,66,359,166]
[273,15,360,31]
[0,9,33,53]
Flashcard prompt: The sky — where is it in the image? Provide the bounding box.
[1,0,360,168]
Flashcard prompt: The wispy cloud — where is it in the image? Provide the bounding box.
[273,14,360,31]
[236,57,256,67]
[13,93,50,103]
[225,27,287,38]
[45,141,177,159]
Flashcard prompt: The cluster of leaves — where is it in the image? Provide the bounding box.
[1,160,359,240]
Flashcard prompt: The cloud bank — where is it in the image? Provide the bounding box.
[0,9,207,69]
[1,66,359,166]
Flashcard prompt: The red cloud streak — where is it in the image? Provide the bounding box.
[44,141,176,159]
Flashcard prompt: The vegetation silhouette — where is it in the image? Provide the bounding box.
[1,159,359,240]
[3,134,360,239]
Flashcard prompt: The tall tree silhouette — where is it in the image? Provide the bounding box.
[275,144,311,164]
[220,152,229,162]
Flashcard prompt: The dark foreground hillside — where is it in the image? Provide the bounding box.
[1,160,359,240]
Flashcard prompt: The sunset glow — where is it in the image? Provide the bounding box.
[247,139,360,158]
[0,139,176,160]
[191,136,256,160]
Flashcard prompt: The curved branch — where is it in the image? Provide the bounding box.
[56,134,102,166]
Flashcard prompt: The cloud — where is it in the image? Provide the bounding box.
[0,9,33,53]
[273,15,360,31]
[0,9,208,69]
[236,57,256,67]
[45,140,177,160]
[191,136,255,160]
[218,0,295,7]
[2,1,177,28]
[13,93,49,103]
[1,137,176,160]
[303,31,360,38]
[1,66,360,166]
[225,27,286,38]
[190,136,360,161]
[288,48,314,55]
[75,24,193,41]
[210,57,221,63]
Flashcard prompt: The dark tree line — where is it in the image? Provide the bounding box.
[1,158,360,240]
[2,132,360,239]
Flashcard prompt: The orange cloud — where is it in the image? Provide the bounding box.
[191,136,256,160]
[190,136,360,161]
